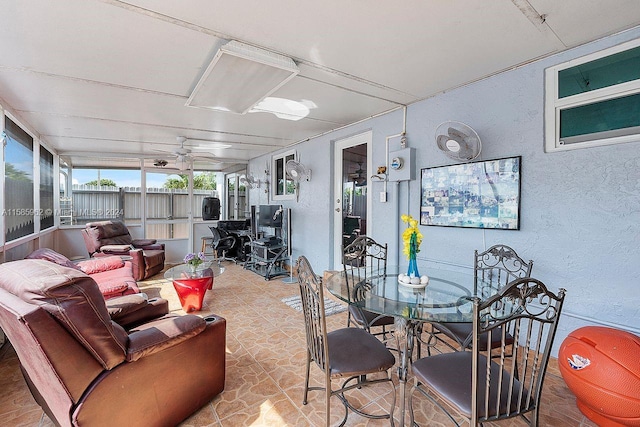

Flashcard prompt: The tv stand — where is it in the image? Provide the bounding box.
[245,239,288,280]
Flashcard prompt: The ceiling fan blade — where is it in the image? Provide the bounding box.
[191,155,222,163]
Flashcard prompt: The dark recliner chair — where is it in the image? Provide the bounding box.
[81,220,165,280]
[0,259,226,427]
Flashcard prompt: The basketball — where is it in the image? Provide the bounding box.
[558,326,640,427]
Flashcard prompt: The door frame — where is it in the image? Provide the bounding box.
[333,131,372,268]
[224,170,247,220]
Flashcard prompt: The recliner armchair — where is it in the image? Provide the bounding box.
[0,259,226,427]
[81,220,165,280]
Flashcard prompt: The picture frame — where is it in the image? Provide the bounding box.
[420,156,521,230]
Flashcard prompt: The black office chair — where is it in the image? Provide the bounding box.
[209,226,237,262]
[427,244,534,354]
[410,277,566,426]
[296,255,396,426]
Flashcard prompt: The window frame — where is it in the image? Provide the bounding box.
[3,113,36,244]
[271,149,296,201]
[545,38,640,152]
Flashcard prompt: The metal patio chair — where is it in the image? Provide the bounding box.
[297,255,396,426]
[410,277,566,426]
[342,236,395,341]
[427,244,533,354]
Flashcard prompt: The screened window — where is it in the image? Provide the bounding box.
[192,171,217,220]
[272,150,296,200]
[4,116,34,241]
[545,38,640,152]
[40,147,54,230]
[70,168,140,225]
[145,171,188,239]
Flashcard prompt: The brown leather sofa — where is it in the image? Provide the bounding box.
[0,259,226,427]
[27,247,140,299]
[81,220,165,280]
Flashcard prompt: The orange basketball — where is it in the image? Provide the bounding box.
[558,326,640,427]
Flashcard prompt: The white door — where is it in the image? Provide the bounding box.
[333,131,372,268]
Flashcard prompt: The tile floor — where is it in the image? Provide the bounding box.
[0,262,597,426]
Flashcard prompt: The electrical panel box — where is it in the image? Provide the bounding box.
[388,147,415,182]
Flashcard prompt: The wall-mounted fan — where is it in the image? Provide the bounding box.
[348,162,367,187]
[435,121,482,162]
[285,159,311,201]
[239,174,260,189]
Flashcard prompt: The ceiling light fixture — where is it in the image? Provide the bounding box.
[249,97,313,121]
[175,155,190,171]
[186,41,299,114]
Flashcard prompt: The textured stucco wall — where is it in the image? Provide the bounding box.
[249,27,640,342]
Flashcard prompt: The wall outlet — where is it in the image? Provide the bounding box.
[380,191,387,203]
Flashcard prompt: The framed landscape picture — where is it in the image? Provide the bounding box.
[420,156,521,230]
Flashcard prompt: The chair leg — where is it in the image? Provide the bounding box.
[325,373,331,427]
[303,351,311,405]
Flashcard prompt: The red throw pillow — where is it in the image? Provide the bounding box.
[77,256,125,275]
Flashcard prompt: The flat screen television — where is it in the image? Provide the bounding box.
[420,156,521,230]
[258,204,283,228]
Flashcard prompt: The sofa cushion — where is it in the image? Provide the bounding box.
[89,263,138,298]
[76,256,125,275]
[127,314,206,361]
[26,248,81,270]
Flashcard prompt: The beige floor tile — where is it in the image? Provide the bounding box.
[0,262,597,426]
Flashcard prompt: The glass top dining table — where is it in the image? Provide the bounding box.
[324,265,477,323]
[325,264,478,426]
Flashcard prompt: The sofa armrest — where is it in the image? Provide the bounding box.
[106,293,148,315]
[99,244,134,255]
[137,243,165,251]
[131,238,156,247]
[106,294,169,328]
[124,248,145,281]
[126,315,206,362]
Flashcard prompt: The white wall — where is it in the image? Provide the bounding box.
[249,28,640,348]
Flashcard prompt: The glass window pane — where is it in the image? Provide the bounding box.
[146,171,188,239]
[285,153,295,195]
[560,92,640,140]
[275,157,284,195]
[558,45,640,98]
[192,171,217,219]
[59,161,73,225]
[4,116,34,241]
[40,147,54,230]
[71,168,140,224]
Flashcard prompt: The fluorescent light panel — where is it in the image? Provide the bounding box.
[186,41,299,114]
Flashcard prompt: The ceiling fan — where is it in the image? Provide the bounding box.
[348,162,367,187]
[152,137,221,170]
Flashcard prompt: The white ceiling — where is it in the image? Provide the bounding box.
[1,0,640,171]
